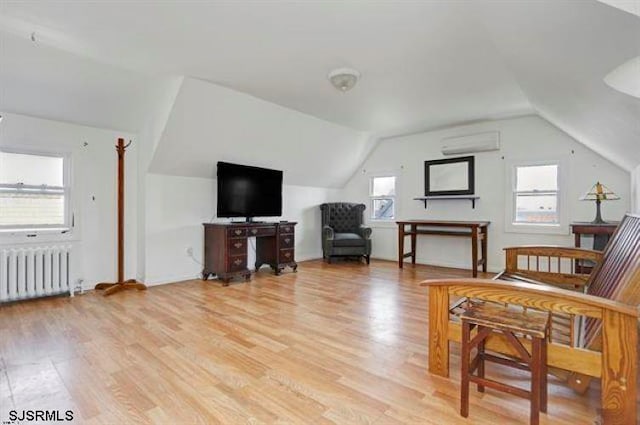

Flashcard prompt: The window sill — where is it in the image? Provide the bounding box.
[368,220,397,229]
[0,228,76,246]
[505,223,569,235]
[0,228,71,235]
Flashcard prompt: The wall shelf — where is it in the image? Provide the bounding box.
[413,195,480,209]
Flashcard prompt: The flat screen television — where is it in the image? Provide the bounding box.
[217,162,283,221]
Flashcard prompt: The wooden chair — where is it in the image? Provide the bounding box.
[423,213,640,425]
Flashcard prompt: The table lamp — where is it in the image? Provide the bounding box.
[580,182,620,224]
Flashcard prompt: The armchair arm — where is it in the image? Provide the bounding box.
[358,225,372,239]
[423,278,639,423]
[323,225,335,240]
[421,278,638,317]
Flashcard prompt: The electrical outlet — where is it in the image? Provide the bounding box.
[186,247,194,256]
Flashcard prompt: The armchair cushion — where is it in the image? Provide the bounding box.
[333,232,366,247]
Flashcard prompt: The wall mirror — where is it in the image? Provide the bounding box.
[424,156,475,196]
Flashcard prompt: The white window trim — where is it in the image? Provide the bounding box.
[504,158,569,235]
[367,171,400,227]
[0,147,73,235]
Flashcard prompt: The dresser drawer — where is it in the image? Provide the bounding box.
[280,224,294,234]
[227,255,247,272]
[229,238,246,255]
[279,249,294,262]
[247,226,276,237]
[279,234,294,248]
[227,227,247,238]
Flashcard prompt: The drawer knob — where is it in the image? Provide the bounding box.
[234,242,242,249]
[251,229,258,234]
[233,258,242,266]
[284,238,291,244]
[284,252,291,258]
[235,230,242,235]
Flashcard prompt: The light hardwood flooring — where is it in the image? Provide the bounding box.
[0,260,609,424]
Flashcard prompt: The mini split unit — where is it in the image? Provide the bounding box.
[441,131,500,155]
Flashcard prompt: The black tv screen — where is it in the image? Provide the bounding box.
[217,162,283,218]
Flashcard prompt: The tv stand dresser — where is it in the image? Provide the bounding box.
[202,222,297,285]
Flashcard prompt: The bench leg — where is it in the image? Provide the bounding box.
[477,329,485,393]
[541,337,548,414]
[460,320,471,418]
[531,337,541,425]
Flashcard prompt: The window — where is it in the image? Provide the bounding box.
[370,176,396,220]
[0,150,70,231]
[510,162,562,227]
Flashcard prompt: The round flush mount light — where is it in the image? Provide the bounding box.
[327,67,360,92]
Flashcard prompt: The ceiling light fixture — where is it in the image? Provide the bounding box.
[328,68,360,92]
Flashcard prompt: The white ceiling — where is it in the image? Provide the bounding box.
[0,0,638,176]
[476,0,640,171]
[0,31,163,132]
[150,78,370,187]
[0,1,532,134]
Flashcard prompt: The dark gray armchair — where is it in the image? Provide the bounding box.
[320,202,372,264]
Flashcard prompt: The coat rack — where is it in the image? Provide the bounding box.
[95,138,147,296]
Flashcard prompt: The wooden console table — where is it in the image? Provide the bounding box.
[570,221,618,273]
[397,220,490,277]
[202,222,297,285]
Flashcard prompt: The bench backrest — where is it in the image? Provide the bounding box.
[584,213,640,348]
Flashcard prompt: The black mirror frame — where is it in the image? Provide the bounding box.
[424,156,475,196]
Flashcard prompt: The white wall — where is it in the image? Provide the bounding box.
[0,112,137,289]
[144,173,338,285]
[149,77,373,188]
[341,115,630,271]
[135,76,184,281]
[632,165,640,214]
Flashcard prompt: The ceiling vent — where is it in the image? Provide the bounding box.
[441,131,500,156]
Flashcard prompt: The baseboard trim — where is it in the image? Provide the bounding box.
[115,254,324,289]
[371,254,501,274]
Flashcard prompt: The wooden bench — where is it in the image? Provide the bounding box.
[422,213,640,425]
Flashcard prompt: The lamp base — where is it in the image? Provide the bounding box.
[591,199,606,224]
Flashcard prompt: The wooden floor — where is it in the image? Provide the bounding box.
[0,260,607,424]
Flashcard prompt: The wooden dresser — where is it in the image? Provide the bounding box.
[202,222,297,285]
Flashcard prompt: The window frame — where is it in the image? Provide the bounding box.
[369,174,397,223]
[505,158,569,235]
[0,147,72,233]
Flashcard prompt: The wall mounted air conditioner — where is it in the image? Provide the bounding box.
[441,131,500,156]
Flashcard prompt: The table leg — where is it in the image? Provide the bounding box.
[398,224,404,269]
[471,227,478,278]
[574,232,581,273]
[411,224,417,265]
[481,227,488,273]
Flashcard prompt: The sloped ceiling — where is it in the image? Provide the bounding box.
[475,0,640,171]
[0,0,638,185]
[0,31,162,132]
[149,78,370,188]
